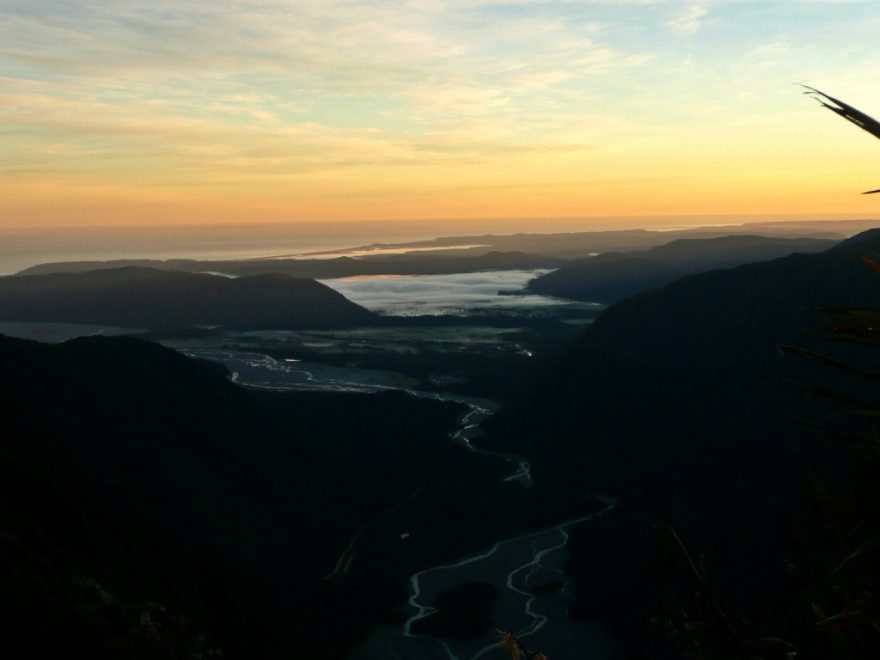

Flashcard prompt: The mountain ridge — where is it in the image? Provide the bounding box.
[527,234,837,303]
[0,266,376,329]
[483,229,880,657]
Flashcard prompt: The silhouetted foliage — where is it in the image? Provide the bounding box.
[804,85,880,194]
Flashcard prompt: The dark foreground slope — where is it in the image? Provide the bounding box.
[486,229,880,658]
[528,234,836,302]
[0,267,376,329]
[0,335,571,659]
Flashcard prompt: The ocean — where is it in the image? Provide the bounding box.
[0,221,457,275]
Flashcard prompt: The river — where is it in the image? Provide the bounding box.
[183,348,614,660]
[181,348,534,486]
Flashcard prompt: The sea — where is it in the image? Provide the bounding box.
[0,221,458,275]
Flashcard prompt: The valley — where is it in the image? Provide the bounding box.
[5,222,880,659]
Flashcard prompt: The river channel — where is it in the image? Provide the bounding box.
[183,348,615,660]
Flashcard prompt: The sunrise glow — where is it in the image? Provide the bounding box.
[4,1,880,228]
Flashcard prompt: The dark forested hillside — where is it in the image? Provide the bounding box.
[485,229,880,658]
[527,234,836,303]
[494,230,880,486]
[0,267,376,329]
[0,334,528,659]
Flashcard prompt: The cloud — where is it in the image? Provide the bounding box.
[5,0,880,225]
[666,2,708,35]
[0,0,655,187]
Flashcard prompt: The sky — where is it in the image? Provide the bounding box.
[3,0,880,229]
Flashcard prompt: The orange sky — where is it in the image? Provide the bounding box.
[4,1,880,229]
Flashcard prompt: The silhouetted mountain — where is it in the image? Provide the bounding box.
[832,225,880,248]
[292,221,858,260]
[527,235,836,302]
[0,267,376,329]
[484,230,880,657]
[15,251,562,278]
[18,220,872,279]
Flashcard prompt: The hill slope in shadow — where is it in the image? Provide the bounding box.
[484,229,880,657]
[0,333,539,658]
[527,234,836,303]
[0,267,376,329]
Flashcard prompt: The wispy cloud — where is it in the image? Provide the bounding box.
[3,1,880,224]
[666,2,708,35]
[0,0,653,187]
